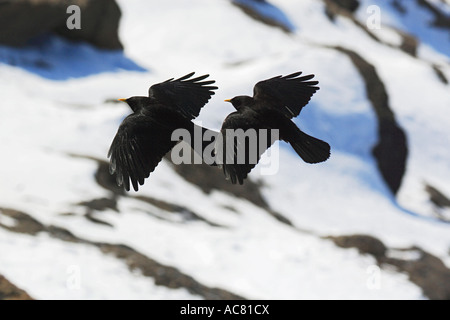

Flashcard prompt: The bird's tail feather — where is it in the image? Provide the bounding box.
[289,130,330,164]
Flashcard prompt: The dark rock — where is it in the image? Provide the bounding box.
[328,234,387,259]
[84,213,115,228]
[0,0,123,49]
[134,195,225,227]
[372,123,408,195]
[47,224,86,243]
[77,197,118,212]
[416,0,450,30]
[67,154,228,227]
[231,0,295,33]
[94,158,126,196]
[55,0,122,50]
[168,159,293,225]
[333,47,408,195]
[425,184,450,209]
[385,247,450,300]
[324,0,419,58]
[328,234,450,300]
[424,183,450,222]
[398,30,418,57]
[0,207,46,236]
[0,206,245,299]
[171,160,265,204]
[324,0,360,22]
[0,275,33,300]
[329,0,360,13]
[432,65,449,85]
[391,0,408,14]
[67,154,124,196]
[98,243,245,300]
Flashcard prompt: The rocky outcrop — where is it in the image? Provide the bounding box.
[425,183,450,222]
[324,0,361,23]
[432,64,449,85]
[167,157,294,225]
[3,204,450,300]
[324,0,420,58]
[416,0,450,30]
[333,47,408,195]
[426,184,450,209]
[0,275,33,300]
[0,207,244,300]
[0,0,122,49]
[68,154,228,227]
[329,234,387,259]
[328,234,450,300]
[326,0,360,16]
[230,0,296,33]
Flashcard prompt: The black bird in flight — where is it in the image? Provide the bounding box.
[108,72,218,191]
[216,71,330,184]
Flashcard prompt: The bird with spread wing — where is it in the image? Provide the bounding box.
[108,72,218,191]
[216,71,330,184]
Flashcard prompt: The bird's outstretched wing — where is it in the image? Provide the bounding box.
[253,71,319,118]
[215,112,278,185]
[148,72,218,119]
[108,114,178,191]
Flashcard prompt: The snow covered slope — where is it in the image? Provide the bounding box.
[0,0,449,300]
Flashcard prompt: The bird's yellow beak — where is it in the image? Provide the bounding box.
[224,99,231,102]
[118,98,126,102]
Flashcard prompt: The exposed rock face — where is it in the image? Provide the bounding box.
[329,234,387,259]
[333,47,408,195]
[89,151,294,226]
[324,0,360,22]
[167,157,294,225]
[230,0,295,33]
[416,0,450,30]
[0,275,34,300]
[426,184,450,209]
[329,0,360,13]
[0,0,122,49]
[0,207,244,300]
[329,234,450,300]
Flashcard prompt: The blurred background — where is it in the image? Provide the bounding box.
[0,0,449,300]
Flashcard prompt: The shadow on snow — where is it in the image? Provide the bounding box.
[0,34,147,80]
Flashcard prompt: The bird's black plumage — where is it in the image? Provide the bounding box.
[217,71,330,184]
[108,72,218,191]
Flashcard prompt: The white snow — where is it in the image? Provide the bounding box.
[0,231,200,300]
[0,0,449,300]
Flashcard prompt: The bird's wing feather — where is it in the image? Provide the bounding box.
[253,71,319,118]
[148,72,218,119]
[215,112,278,185]
[108,114,178,191]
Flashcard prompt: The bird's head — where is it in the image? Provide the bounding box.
[118,96,150,113]
[224,95,253,111]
